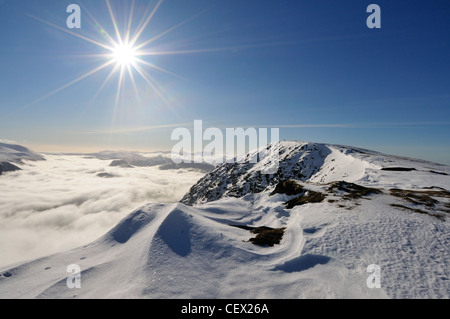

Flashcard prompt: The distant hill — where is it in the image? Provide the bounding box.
[0,142,45,175]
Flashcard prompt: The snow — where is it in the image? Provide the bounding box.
[310,144,450,191]
[0,141,449,298]
[0,142,45,164]
[0,153,205,268]
[0,198,387,299]
[181,141,449,205]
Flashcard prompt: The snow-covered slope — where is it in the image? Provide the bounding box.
[0,142,45,164]
[0,141,449,299]
[181,141,449,205]
[0,142,45,175]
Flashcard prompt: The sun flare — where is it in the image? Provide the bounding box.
[111,43,137,66]
[27,0,212,111]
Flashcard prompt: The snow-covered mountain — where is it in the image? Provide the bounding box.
[0,141,449,299]
[0,142,45,175]
[181,141,449,205]
[89,150,214,172]
[0,142,45,163]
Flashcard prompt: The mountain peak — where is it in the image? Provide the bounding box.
[181,141,332,205]
[0,142,45,164]
[181,141,449,205]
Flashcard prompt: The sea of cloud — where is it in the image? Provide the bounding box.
[0,153,205,268]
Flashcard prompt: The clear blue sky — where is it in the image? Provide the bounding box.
[0,0,449,164]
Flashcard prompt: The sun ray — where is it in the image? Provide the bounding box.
[86,64,121,108]
[115,65,126,108]
[137,47,229,56]
[133,64,173,111]
[26,14,114,51]
[105,0,123,44]
[135,58,187,81]
[126,64,142,106]
[110,65,126,129]
[134,12,203,51]
[78,2,117,47]
[129,0,164,47]
[26,60,116,108]
[137,40,302,57]
[125,0,136,44]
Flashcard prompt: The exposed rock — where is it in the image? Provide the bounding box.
[0,161,21,175]
[181,142,331,205]
[381,167,416,172]
[285,191,327,209]
[158,162,215,173]
[110,159,133,168]
[231,225,286,247]
[270,180,304,196]
[328,181,382,200]
[97,172,116,178]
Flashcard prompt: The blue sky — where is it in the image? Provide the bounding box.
[0,0,449,164]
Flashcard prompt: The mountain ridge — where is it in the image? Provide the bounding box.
[0,142,45,164]
[0,142,45,175]
[181,141,449,206]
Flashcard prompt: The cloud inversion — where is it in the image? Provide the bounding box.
[0,153,205,268]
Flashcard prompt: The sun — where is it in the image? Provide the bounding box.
[26,0,215,111]
[111,43,137,66]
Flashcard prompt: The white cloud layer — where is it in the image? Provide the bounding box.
[0,154,204,268]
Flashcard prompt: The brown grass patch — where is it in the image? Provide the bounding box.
[389,189,450,207]
[328,181,382,200]
[381,167,416,172]
[270,180,304,196]
[390,204,445,222]
[231,225,286,247]
[285,191,326,209]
